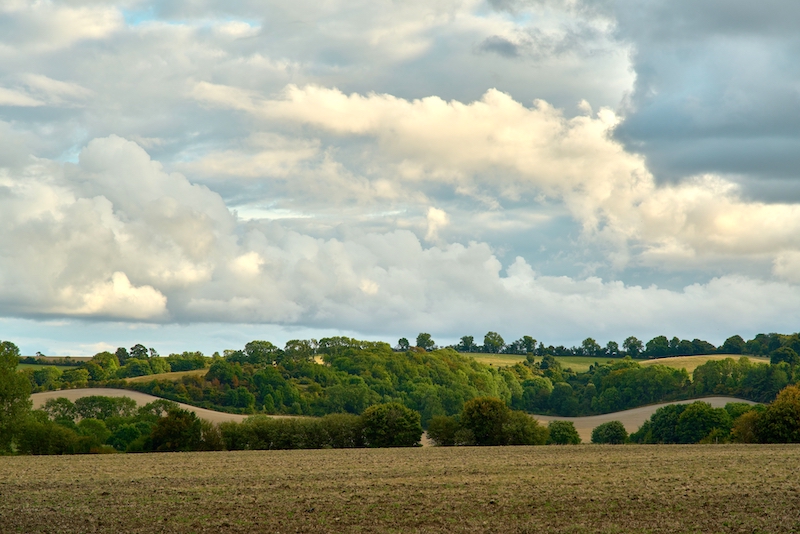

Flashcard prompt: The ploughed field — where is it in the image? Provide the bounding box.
[2,445,800,533]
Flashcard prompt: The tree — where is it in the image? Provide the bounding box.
[591,421,628,444]
[676,402,731,444]
[457,336,476,353]
[770,346,799,367]
[150,408,202,452]
[645,336,670,358]
[115,347,130,365]
[503,411,548,445]
[757,385,800,443]
[129,344,149,359]
[427,415,461,446]
[521,336,537,354]
[623,336,643,358]
[547,421,581,444]
[361,403,422,447]
[397,338,410,351]
[720,335,746,355]
[415,333,435,351]
[460,397,510,446]
[483,332,505,354]
[0,341,32,453]
[581,338,601,357]
[605,341,620,357]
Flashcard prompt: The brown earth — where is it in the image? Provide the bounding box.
[1,445,800,533]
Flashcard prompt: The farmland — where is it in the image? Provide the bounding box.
[471,353,770,375]
[640,354,770,374]
[2,445,800,533]
[125,369,207,383]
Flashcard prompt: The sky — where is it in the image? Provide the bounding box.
[2,0,800,355]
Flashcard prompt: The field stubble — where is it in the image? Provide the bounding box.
[2,445,800,533]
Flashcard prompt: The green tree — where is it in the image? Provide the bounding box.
[460,396,509,446]
[770,346,799,366]
[757,385,800,443]
[503,411,548,445]
[547,420,581,444]
[129,344,149,359]
[591,421,628,444]
[150,408,203,452]
[457,336,476,352]
[676,402,732,444]
[427,415,461,446]
[581,338,601,357]
[0,341,32,453]
[397,338,410,351]
[415,333,435,351]
[521,336,537,354]
[361,402,422,447]
[645,336,670,358]
[483,332,505,354]
[623,336,643,358]
[720,335,746,355]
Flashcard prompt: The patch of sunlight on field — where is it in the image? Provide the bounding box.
[125,369,207,383]
[640,354,770,374]
[470,354,623,372]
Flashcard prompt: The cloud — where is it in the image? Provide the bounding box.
[597,0,800,197]
[426,207,450,242]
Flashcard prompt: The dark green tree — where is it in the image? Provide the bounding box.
[676,402,732,443]
[0,341,32,453]
[397,337,410,351]
[457,336,476,352]
[770,346,799,366]
[361,402,422,447]
[460,396,510,445]
[591,420,628,444]
[483,332,505,354]
[623,336,643,358]
[581,338,601,357]
[645,336,670,358]
[757,385,800,443]
[150,408,203,452]
[415,333,435,351]
[547,420,581,444]
[720,335,746,355]
[426,415,461,446]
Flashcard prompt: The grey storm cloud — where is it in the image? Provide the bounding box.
[604,0,800,197]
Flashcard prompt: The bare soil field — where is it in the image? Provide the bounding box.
[2,445,800,533]
[30,388,249,425]
[534,396,757,442]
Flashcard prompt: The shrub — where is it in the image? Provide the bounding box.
[547,421,581,445]
[362,402,422,447]
[460,397,509,446]
[757,384,800,443]
[427,415,461,446]
[591,421,628,444]
[503,412,548,445]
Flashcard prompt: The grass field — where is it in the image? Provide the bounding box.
[640,354,770,374]
[1,445,799,533]
[125,369,208,383]
[471,353,771,375]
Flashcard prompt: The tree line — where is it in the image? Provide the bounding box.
[405,331,800,360]
[10,332,800,424]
